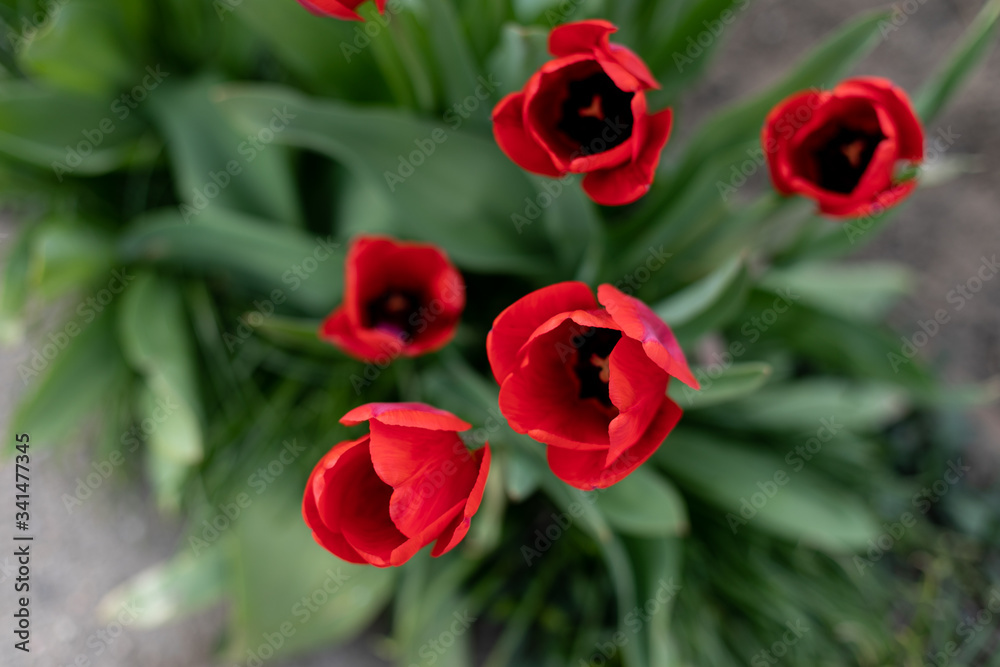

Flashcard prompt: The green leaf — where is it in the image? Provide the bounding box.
[19,0,136,95]
[97,549,226,628]
[226,500,396,662]
[486,23,551,97]
[28,221,115,300]
[499,445,542,501]
[647,0,747,88]
[657,429,881,552]
[7,312,128,454]
[596,467,688,537]
[658,10,890,207]
[423,0,486,120]
[914,0,1000,123]
[623,536,683,667]
[652,253,750,341]
[698,378,908,433]
[117,207,343,315]
[0,81,160,174]
[214,84,552,276]
[146,75,301,226]
[669,361,772,409]
[759,261,914,321]
[229,0,391,100]
[0,222,33,343]
[118,272,204,511]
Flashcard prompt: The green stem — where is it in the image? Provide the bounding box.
[388,11,436,112]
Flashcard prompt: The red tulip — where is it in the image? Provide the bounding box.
[487,282,698,490]
[319,235,465,362]
[762,77,924,218]
[303,403,491,567]
[492,20,672,207]
[295,0,385,21]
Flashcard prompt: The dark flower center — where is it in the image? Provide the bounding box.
[557,72,634,156]
[572,327,622,408]
[366,289,421,338]
[802,123,886,194]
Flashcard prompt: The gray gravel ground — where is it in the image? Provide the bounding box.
[1,0,998,665]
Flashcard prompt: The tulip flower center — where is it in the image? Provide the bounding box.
[367,289,422,338]
[558,72,634,156]
[572,328,622,409]
[801,117,886,194]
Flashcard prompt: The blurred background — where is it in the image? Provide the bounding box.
[0,0,997,665]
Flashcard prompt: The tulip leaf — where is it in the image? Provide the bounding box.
[0,81,160,174]
[225,500,396,662]
[146,75,301,226]
[214,84,553,276]
[117,207,344,316]
[759,261,914,322]
[596,467,689,537]
[656,428,881,552]
[669,362,773,409]
[656,9,890,209]
[914,0,1000,123]
[623,536,683,667]
[7,312,129,455]
[647,0,748,88]
[654,255,744,324]
[27,221,115,300]
[699,378,909,433]
[486,23,551,97]
[19,0,136,95]
[0,223,34,343]
[119,272,204,508]
[423,0,487,121]
[97,548,226,628]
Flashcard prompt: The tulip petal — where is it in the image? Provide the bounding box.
[606,336,670,465]
[303,437,370,564]
[598,284,698,389]
[493,92,565,177]
[487,281,598,384]
[342,402,472,432]
[431,445,491,557]
[547,396,682,489]
[548,19,617,57]
[297,0,363,20]
[581,107,671,206]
